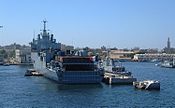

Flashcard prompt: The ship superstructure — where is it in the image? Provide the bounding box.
[31,21,61,63]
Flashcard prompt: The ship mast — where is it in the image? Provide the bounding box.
[43,20,47,32]
[42,20,49,36]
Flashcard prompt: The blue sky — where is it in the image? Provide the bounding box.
[0,0,175,49]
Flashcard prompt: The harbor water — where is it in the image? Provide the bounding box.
[0,62,175,108]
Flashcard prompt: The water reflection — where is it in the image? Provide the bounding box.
[57,83,103,90]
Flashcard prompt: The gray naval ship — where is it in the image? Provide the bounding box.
[30,21,103,84]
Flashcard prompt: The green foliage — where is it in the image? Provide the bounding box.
[9,50,15,58]
[127,53,135,59]
[0,49,8,58]
[0,49,6,54]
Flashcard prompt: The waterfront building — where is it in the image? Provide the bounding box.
[61,44,74,55]
[109,50,134,61]
[15,49,32,64]
[133,53,175,62]
[0,44,32,64]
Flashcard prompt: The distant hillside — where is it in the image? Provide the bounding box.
[0,43,31,60]
[0,43,30,50]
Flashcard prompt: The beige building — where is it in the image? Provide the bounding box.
[109,50,134,61]
[61,44,74,55]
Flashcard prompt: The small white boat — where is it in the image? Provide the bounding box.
[160,61,175,68]
[160,58,175,68]
[25,69,43,76]
[133,80,160,90]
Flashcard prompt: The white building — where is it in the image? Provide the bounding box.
[133,53,175,62]
[15,49,32,64]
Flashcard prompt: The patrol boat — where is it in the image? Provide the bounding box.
[30,21,103,84]
[103,58,137,84]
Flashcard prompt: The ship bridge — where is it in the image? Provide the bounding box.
[30,20,61,52]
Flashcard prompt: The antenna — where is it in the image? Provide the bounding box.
[43,20,47,31]
[33,30,35,39]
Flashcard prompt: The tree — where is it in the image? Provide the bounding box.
[0,49,8,59]
[9,50,15,58]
